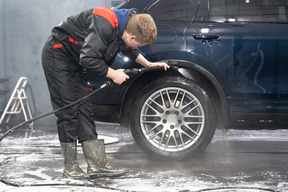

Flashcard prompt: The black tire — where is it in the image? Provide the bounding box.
[130,76,216,160]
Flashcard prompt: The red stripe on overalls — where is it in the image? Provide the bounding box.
[53,37,82,49]
[69,37,82,46]
[53,43,64,49]
[92,7,119,28]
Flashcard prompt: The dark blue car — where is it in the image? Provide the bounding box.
[86,0,288,159]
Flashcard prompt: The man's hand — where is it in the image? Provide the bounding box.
[107,68,129,85]
[135,54,170,70]
[148,61,170,70]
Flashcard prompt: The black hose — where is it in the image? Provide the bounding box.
[0,178,133,192]
[0,67,169,190]
[196,186,276,192]
[0,66,168,142]
[0,81,110,142]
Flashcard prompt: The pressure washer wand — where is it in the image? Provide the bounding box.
[0,68,145,142]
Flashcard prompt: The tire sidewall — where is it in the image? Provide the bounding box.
[130,76,216,160]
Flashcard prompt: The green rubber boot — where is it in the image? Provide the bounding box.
[82,139,126,178]
[60,142,89,179]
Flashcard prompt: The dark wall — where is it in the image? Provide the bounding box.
[0,0,114,123]
[0,0,4,77]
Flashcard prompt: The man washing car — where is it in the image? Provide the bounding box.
[42,7,169,179]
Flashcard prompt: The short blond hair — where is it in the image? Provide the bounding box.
[125,14,157,45]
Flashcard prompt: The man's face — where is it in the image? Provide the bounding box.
[125,39,146,48]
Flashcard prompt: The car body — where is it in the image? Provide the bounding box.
[86,0,288,159]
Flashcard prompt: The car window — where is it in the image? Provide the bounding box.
[206,0,288,23]
[148,0,198,21]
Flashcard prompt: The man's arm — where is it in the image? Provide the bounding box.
[135,53,170,70]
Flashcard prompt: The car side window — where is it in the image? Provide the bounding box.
[206,0,288,23]
[147,0,198,22]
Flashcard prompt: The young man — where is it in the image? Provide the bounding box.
[42,7,169,179]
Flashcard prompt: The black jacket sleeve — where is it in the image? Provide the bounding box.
[121,47,140,61]
[79,15,118,77]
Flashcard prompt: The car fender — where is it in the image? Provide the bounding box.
[118,59,229,128]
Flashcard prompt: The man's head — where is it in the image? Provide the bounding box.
[123,14,157,47]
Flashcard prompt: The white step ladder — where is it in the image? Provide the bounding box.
[0,77,33,125]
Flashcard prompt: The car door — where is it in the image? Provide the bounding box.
[185,0,288,123]
[141,0,200,61]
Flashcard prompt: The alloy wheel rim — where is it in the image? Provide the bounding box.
[140,87,205,152]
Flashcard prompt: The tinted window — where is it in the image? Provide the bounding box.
[148,0,198,21]
[206,0,288,23]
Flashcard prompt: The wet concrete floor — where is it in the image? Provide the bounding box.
[0,122,288,192]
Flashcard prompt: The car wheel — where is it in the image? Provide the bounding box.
[130,76,216,160]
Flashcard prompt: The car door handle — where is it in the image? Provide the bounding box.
[193,34,220,42]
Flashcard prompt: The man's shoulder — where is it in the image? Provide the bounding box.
[92,7,118,28]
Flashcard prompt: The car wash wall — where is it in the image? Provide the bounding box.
[0,0,122,123]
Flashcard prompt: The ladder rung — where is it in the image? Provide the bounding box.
[5,111,22,114]
[12,97,28,99]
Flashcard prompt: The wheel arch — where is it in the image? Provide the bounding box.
[168,60,229,129]
[119,59,229,129]
[118,65,177,127]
